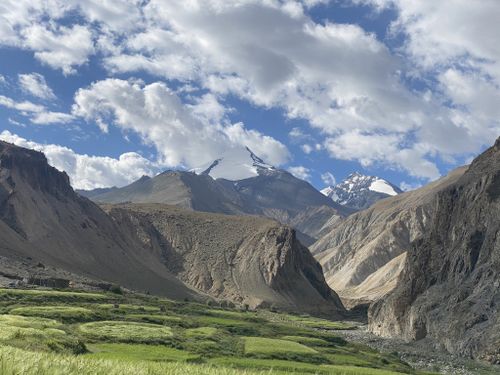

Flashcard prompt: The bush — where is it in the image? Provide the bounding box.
[109,285,123,295]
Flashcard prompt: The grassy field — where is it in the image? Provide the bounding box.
[0,287,437,375]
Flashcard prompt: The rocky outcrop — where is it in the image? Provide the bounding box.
[369,138,500,363]
[311,167,466,306]
[105,203,346,317]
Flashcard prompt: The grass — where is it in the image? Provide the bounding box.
[0,288,108,302]
[125,314,182,325]
[0,287,450,375]
[186,326,218,338]
[243,336,318,357]
[9,306,96,322]
[209,357,407,374]
[96,304,161,313]
[78,321,173,343]
[281,335,330,346]
[0,314,59,329]
[0,345,280,375]
[87,343,201,363]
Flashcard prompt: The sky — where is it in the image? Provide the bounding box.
[0,0,499,191]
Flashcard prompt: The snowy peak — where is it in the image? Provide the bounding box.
[195,147,276,180]
[321,172,402,211]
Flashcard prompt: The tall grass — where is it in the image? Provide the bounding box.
[0,346,275,375]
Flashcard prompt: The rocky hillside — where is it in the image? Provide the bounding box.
[369,138,500,363]
[105,204,346,317]
[312,167,466,308]
[0,141,196,300]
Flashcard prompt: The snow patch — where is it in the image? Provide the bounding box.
[369,179,398,196]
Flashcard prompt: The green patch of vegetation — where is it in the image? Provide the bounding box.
[0,288,108,302]
[320,365,408,375]
[0,325,65,340]
[78,321,173,343]
[9,306,96,322]
[87,343,201,363]
[0,345,276,375]
[279,313,356,330]
[126,314,182,325]
[281,335,330,346]
[185,326,218,338]
[0,288,452,375]
[209,357,407,374]
[0,314,59,329]
[96,304,161,313]
[243,336,318,358]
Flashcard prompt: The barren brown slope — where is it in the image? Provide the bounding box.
[311,167,466,307]
[369,137,500,363]
[0,140,197,300]
[104,203,346,318]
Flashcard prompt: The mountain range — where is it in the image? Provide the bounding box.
[1,137,499,364]
[321,172,402,211]
[78,148,353,244]
[0,140,345,316]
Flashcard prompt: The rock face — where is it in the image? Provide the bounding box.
[83,167,348,241]
[104,203,346,317]
[369,138,500,363]
[312,167,465,307]
[0,141,196,300]
[321,172,402,211]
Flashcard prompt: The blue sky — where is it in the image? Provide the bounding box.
[0,1,498,191]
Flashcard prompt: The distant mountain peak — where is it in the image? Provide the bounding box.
[321,172,402,211]
[194,147,276,180]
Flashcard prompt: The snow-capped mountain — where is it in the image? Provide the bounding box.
[321,172,402,211]
[192,147,277,180]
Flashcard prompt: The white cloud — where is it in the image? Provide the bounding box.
[0,75,6,85]
[301,144,313,154]
[321,171,336,186]
[97,0,478,179]
[0,94,73,125]
[324,130,440,180]
[18,73,55,100]
[0,0,498,181]
[72,78,289,174]
[0,130,154,190]
[288,165,311,181]
[22,24,94,75]
[0,1,94,75]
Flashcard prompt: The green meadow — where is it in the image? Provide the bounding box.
[0,287,436,375]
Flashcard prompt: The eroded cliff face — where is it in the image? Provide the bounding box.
[369,138,500,363]
[106,204,346,318]
[0,141,198,300]
[311,168,466,307]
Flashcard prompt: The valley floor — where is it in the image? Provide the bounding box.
[0,286,435,375]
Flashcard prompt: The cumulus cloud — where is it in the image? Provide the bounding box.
[18,73,55,100]
[72,78,289,172]
[0,94,73,125]
[0,1,94,75]
[288,165,312,181]
[1,0,498,181]
[0,130,154,190]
